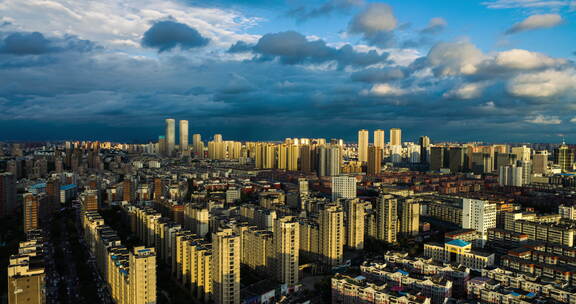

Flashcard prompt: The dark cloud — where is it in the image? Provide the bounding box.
[287,0,363,21]
[141,20,209,52]
[0,31,98,56]
[0,32,53,55]
[252,31,388,68]
[228,41,253,53]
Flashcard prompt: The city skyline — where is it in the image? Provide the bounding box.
[1,0,576,142]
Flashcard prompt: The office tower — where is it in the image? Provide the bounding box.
[212,229,240,304]
[499,165,523,186]
[376,194,398,243]
[554,142,573,172]
[273,217,300,286]
[367,146,382,175]
[420,136,431,163]
[0,172,17,217]
[429,147,445,171]
[123,179,133,202]
[129,246,157,304]
[390,128,402,146]
[511,145,531,162]
[193,134,204,158]
[398,199,420,237]
[180,120,189,151]
[532,152,548,175]
[165,118,175,156]
[331,175,356,201]
[8,239,45,304]
[300,145,312,173]
[374,129,385,149]
[214,134,223,143]
[471,152,492,174]
[319,204,344,266]
[495,153,516,170]
[23,193,40,233]
[345,199,366,250]
[328,145,341,176]
[390,145,403,164]
[462,199,496,243]
[520,160,532,185]
[298,178,309,197]
[358,129,369,163]
[448,147,466,173]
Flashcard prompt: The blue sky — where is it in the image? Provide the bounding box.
[0,0,575,143]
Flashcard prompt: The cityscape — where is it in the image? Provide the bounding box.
[2,1,576,304]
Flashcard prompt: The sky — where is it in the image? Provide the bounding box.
[1,0,576,143]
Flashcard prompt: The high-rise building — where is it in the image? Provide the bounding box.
[23,193,40,233]
[212,229,240,304]
[214,134,223,143]
[511,145,531,162]
[390,128,402,146]
[193,134,204,158]
[300,145,312,173]
[8,237,45,304]
[358,129,369,163]
[376,194,398,243]
[123,179,133,202]
[273,216,300,286]
[448,147,466,173]
[532,152,548,175]
[0,172,17,217]
[331,175,356,201]
[165,118,176,157]
[554,142,573,172]
[462,199,496,243]
[319,204,344,266]
[180,120,189,151]
[80,189,99,213]
[367,146,382,175]
[129,246,157,304]
[374,129,385,149]
[419,136,431,164]
[345,199,366,250]
[429,146,446,171]
[298,178,309,197]
[398,199,420,237]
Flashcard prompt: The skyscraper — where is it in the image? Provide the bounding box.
[374,129,385,149]
[367,146,382,175]
[165,118,175,156]
[390,128,402,146]
[212,229,240,304]
[273,216,300,286]
[0,172,16,217]
[554,142,573,172]
[419,136,430,164]
[129,246,157,304]
[319,204,344,266]
[331,175,356,201]
[23,193,40,233]
[345,199,366,250]
[180,120,189,151]
[376,194,398,243]
[358,129,369,163]
[214,134,223,143]
[398,199,420,237]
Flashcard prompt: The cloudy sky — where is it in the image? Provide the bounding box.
[1,0,575,143]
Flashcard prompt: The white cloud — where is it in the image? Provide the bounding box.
[506,14,563,34]
[444,82,490,99]
[0,0,261,50]
[525,114,561,124]
[421,17,448,34]
[507,69,576,97]
[570,117,576,123]
[426,41,484,76]
[364,83,405,96]
[348,3,397,34]
[493,49,566,69]
[483,0,570,9]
